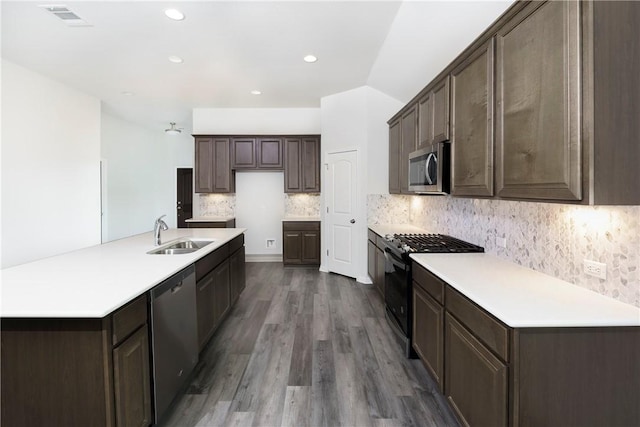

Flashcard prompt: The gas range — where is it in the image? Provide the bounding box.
[384,233,484,256]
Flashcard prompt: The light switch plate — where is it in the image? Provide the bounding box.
[496,236,507,249]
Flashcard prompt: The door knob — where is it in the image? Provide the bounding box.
[350,219,356,224]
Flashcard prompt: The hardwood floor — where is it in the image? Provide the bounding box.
[160,263,459,427]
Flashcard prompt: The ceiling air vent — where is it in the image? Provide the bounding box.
[39,5,92,27]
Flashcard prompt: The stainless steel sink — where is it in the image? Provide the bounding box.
[147,238,215,255]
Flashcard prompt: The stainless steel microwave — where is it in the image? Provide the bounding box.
[408,143,450,194]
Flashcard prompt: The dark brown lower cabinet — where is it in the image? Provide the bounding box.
[196,234,245,351]
[0,294,151,427]
[283,221,320,266]
[412,261,640,427]
[187,218,236,228]
[367,229,386,297]
[445,313,508,427]
[412,285,444,392]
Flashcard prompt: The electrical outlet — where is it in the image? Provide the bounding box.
[266,238,276,249]
[496,236,507,249]
[584,259,607,280]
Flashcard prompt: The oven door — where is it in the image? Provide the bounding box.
[383,246,410,337]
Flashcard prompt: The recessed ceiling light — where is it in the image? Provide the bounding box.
[168,55,183,64]
[121,91,134,96]
[164,9,185,21]
[303,55,318,63]
[250,90,262,95]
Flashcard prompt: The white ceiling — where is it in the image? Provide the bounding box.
[1,1,513,132]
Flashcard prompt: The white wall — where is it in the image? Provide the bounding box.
[193,108,321,256]
[1,60,101,268]
[320,86,403,282]
[101,112,193,242]
[193,108,321,134]
[235,172,285,258]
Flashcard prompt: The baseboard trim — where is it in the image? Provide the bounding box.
[246,254,283,263]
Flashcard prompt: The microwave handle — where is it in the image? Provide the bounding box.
[425,153,436,185]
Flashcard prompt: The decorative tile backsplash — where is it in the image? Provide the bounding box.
[367,194,640,308]
[199,194,236,217]
[199,193,321,218]
[284,193,321,217]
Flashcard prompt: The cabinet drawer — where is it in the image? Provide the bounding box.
[446,286,509,361]
[229,234,244,254]
[368,229,377,243]
[375,235,386,249]
[196,244,230,281]
[283,221,320,231]
[413,263,444,305]
[112,294,147,346]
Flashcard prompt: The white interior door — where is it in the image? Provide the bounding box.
[326,150,358,278]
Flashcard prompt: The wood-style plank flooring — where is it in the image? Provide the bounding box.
[160,262,459,427]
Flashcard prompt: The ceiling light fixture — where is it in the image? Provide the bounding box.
[121,91,134,96]
[165,122,182,135]
[250,90,262,95]
[164,8,185,21]
[168,55,183,64]
[303,54,318,63]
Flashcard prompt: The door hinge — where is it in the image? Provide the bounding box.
[326,249,329,256]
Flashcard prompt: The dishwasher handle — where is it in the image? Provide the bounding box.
[152,264,195,298]
[171,282,183,294]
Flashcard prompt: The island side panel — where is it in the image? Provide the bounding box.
[1,317,114,427]
[512,326,640,427]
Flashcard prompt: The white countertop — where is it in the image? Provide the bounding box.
[185,216,235,222]
[1,228,245,318]
[369,223,428,237]
[410,253,640,328]
[282,217,321,222]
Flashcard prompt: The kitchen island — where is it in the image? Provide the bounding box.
[1,228,246,427]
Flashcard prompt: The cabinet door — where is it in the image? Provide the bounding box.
[232,138,256,169]
[301,138,320,192]
[230,246,246,304]
[417,92,433,150]
[257,138,283,169]
[367,240,376,285]
[113,327,152,427]
[451,39,495,197]
[283,231,302,264]
[445,313,508,427]
[301,231,320,264]
[213,259,231,327]
[284,138,302,192]
[196,271,216,350]
[195,137,214,193]
[412,285,444,392]
[400,106,417,194]
[496,0,581,200]
[389,120,401,194]
[213,138,233,193]
[375,246,385,297]
[432,76,450,144]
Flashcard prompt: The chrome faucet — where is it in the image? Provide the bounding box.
[154,215,169,246]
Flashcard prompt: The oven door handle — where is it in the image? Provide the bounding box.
[384,248,408,270]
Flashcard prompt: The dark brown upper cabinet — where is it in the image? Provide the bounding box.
[389,0,640,205]
[451,39,495,197]
[230,137,283,170]
[388,119,401,194]
[400,105,417,194]
[232,138,257,169]
[495,0,581,201]
[256,137,283,169]
[417,76,450,151]
[284,137,320,193]
[195,137,234,193]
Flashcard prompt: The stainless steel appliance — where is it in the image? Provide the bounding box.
[150,265,198,423]
[408,144,450,194]
[383,234,483,357]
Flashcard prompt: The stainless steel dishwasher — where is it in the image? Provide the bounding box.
[150,264,198,424]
